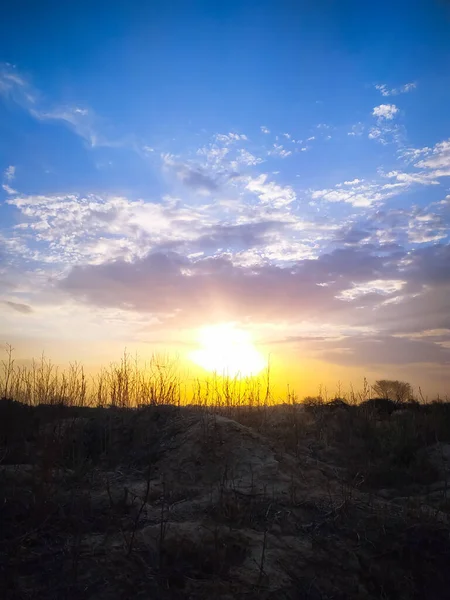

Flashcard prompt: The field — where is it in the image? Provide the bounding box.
[1,350,450,599]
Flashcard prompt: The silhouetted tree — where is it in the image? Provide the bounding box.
[372,379,413,404]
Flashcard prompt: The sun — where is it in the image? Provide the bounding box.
[189,323,267,378]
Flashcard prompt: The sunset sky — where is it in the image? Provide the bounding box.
[1,1,450,396]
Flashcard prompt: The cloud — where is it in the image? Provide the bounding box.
[385,170,439,186]
[311,178,407,208]
[196,145,230,167]
[3,175,450,370]
[2,300,33,314]
[236,149,264,166]
[31,105,105,147]
[56,246,386,322]
[245,174,296,208]
[399,146,432,164]
[317,334,450,367]
[358,201,450,247]
[372,104,399,120]
[375,83,417,96]
[214,132,247,144]
[268,144,292,158]
[162,154,220,193]
[337,279,406,301]
[2,184,17,195]
[392,139,450,182]
[2,165,17,194]
[0,64,125,149]
[55,241,450,365]
[186,221,286,253]
[5,192,223,265]
[368,104,403,145]
[415,139,450,176]
[0,64,31,101]
[4,166,15,181]
[348,122,365,136]
[260,126,270,134]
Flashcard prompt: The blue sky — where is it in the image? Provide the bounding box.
[1,1,450,392]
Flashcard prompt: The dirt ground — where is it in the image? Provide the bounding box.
[1,399,450,599]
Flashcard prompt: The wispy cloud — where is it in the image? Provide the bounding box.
[0,63,32,100]
[311,178,407,208]
[348,122,364,136]
[268,144,292,158]
[0,64,125,149]
[4,166,15,181]
[236,149,264,166]
[393,139,450,182]
[2,165,17,195]
[375,82,417,96]
[214,132,248,144]
[415,139,450,177]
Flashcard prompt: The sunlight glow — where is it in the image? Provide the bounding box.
[189,324,267,378]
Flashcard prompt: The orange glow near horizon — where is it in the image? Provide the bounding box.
[188,323,267,378]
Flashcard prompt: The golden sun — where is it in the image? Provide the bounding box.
[189,324,266,378]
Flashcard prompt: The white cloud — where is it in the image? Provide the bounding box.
[415,140,450,174]
[2,184,17,195]
[348,122,364,136]
[337,280,406,301]
[4,166,15,181]
[31,106,103,147]
[0,64,29,98]
[394,139,450,182]
[196,144,229,167]
[312,189,373,208]
[0,65,128,150]
[372,104,399,120]
[368,121,403,146]
[307,136,316,141]
[269,144,292,158]
[386,170,439,186]
[2,166,17,194]
[236,149,264,166]
[375,83,416,96]
[311,178,410,208]
[399,146,431,164]
[260,126,270,134]
[5,192,221,265]
[1,71,26,87]
[214,132,248,144]
[246,174,296,208]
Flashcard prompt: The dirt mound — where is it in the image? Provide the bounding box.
[2,403,450,599]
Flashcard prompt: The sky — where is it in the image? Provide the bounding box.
[1,0,450,396]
